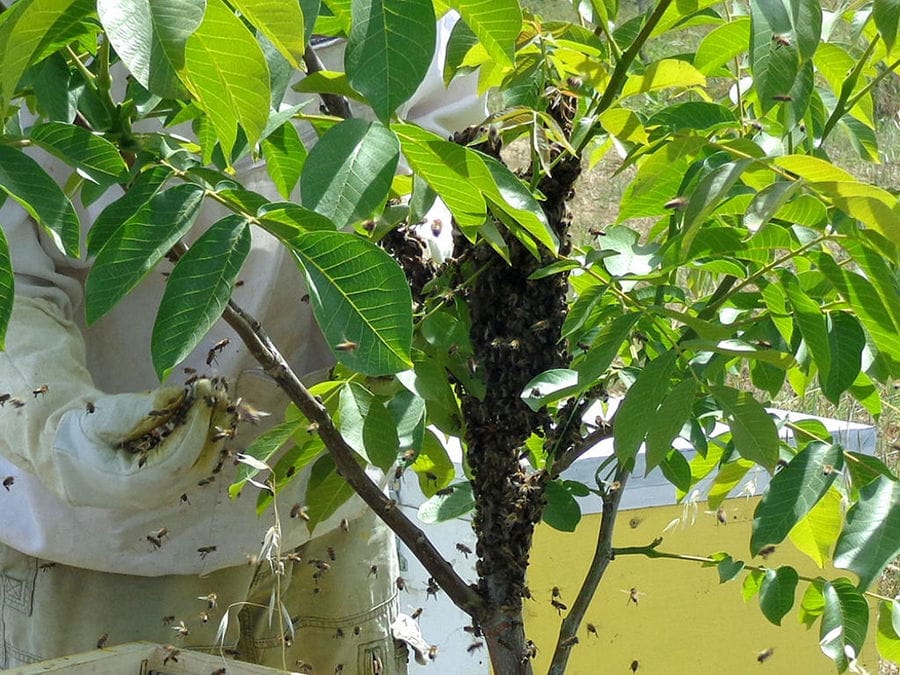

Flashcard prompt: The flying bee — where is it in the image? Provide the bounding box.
[456,542,472,558]
[32,385,49,398]
[10,398,24,408]
[758,545,777,559]
[427,645,439,661]
[340,518,350,532]
[624,587,645,606]
[551,599,567,615]
[664,196,688,210]
[823,464,834,476]
[395,576,406,591]
[38,561,57,571]
[198,593,218,609]
[197,546,217,559]
[199,610,209,623]
[630,660,640,673]
[716,506,727,525]
[560,636,579,648]
[232,399,270,425]
[411,607,423,620]
[85,401,96,414]
[430,219,443,237]
[368,564,379,578]
[587,623,599,638]
[552,586,562,600]
[335,340,358,352]
[235,279,245,288]
[96,633,109,649]
[197,476,215,487]
[2,476,13,491]
[180,493,190,505]
[0,393,9,406]
[291,504,313,520]
[171,621,190,637]
[333,628,344,639]
[353,626,361,637]
[772,33,791,48]
[757,647,775,663]
[522,640,538,661]
[184,367,196,375]
[467,641,484,654]
[301,293,310,303]
[327,546,336,561]
[436,486,454,496]
[147,534,162,549]
[211,425,236,441]
[426,577,440,599]
[206,338,230,366]
[772,94,793,102]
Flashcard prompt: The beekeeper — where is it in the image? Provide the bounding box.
[0,11,484,674]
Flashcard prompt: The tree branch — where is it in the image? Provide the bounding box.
[219,299,484,615]
[550,424,613,479]
[547,464,630,675]
[303,44,353,119]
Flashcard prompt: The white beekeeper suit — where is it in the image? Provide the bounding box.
[0,13,484,673]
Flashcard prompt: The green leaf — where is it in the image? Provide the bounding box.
[645,102,738,134]
[744,181,801,232]
[256,436,325,514]
[261,121,306,200]
[707,459,753,510]
[230,0,305,68]
[87,166,172,256]
[305,453,360,533]
[85,184,204,325]
[477,153,560,254]
[798,580,826,628]
[822,312,865,404]
[645,379,696,473]
[574,313,638,384]
[774,155,856,183]
[750,441,842,555]
[0,228,12,350]
[660,449,691,493]
[716,554,745,583]
[229,419,302,497]
[680,159,751,255]
[845,452,896,492]
[874,0,900,54]
[345,0,435,121]
[834,475,900,590]
[783,271,831,381]
[300,119,399,229]
[742,568,765,601]
[257,202,337,246]
[750,0,801,114]
[151,216,250,380]
[292,231,413,376]
[445,0,521,67]
[710,385,780,470]
[620,59,706,99]
[542,480,582,532]
[820,578,869,671]
[411,429,454,497]
[182,0,271,156]
[28,122,128,183]
[521,369,580,412]
[876,600,900,664]
[418,481,474,523]
[0,0,89,108]
[393,122,487,229]
[694,17,750,75]
[292,70,365,102]
[97,0,204,99]
[788,486,843,568]
[0,145,80,257]
[758,566,799,625]
[338,382,399,470]
[614,351,677,465]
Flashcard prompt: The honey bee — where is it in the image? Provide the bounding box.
[467,641,484,653]
[85,401,96,413]
[368,564,379,578]
[38,561,57,571]
[431,219,443,237]
[456,542,472,558]
[353,626,361,637]
[197,476,215,487]
[198,593,218,609]
[334,664,344,674]
[395,576,406,591]
[552,586,562,600]
[290,504,309,521]
[162,615,175,626]
[823,464,834,475]
[560,636,579,648]
[180,493,190,505]
[436,486,455,496]
[306,422,319,434]
[522,640,537,661]
[10,398,24,408]
[340,518,350,532]
[199,610,209,623]
[327,546,336,561]
[301,293,310,303]
[411,607,423,620]
[771,33,791,48]
[160,644,180,665]
[772,94,793,102]
[630,660,640,672]
[624,587,644,606]
[197,546,217,559]
[184,367,196,375]
[664,196,689,210]
[587,623,599,637]
[427,645,439,661]
[716,506,727,525]
[551,599,567,614]
[335,340,358,352]
[235,279,245,287]
[211,425,236,441]
[757,647,775,663]
[32,385,49,398]
[2,476,13,491]
[206,338,230,366]
[0,393,9,406]
[147,535,163,549]
[96,632,109,649]
[759,545,777,559]
[426,577,440,599]
[171,621,190,637]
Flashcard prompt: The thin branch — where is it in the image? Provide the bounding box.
[550,425,613,478]
[547,464,630,675]
[220,299,484,615]
[303,45,352,119]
